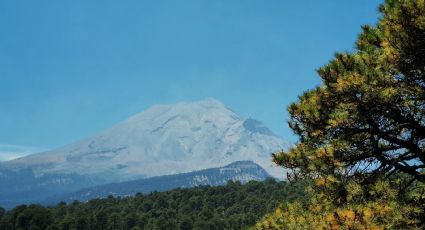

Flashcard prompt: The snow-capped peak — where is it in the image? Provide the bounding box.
[3,98,287,181]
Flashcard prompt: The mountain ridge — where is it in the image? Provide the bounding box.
[45,160,272,204]
[2,98,286,180]
[0,98,286,208]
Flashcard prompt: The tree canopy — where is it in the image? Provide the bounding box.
[274,0,425,186]
[260,0,425,229]
[0,179,307,230]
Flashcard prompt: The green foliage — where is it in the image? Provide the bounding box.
[254,179,424,229]
[274,0,425,185]
[259,0,425,229]
[0,179,307,230]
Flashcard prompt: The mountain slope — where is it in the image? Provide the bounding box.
[0,98,286,208]
[47,160,271,203]
[2,98,285,180]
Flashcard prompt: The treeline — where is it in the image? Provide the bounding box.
[0,179,307,230]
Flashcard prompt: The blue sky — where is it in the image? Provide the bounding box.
[0,0,382,156]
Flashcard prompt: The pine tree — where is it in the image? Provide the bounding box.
[273,0,425,200]
[262,0,425,228]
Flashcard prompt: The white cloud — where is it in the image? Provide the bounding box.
[0,144,47,161]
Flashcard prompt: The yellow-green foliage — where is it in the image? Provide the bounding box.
[259,0,425,229]
[253,180,424,230]
[274,0,425,183]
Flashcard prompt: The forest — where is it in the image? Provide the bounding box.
[0,179,307,230]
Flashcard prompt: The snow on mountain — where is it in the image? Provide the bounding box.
[2,98,287,182]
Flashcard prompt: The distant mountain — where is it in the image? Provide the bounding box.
[0,166,96,209]
[0,98,286,208]
[46,160,271,204]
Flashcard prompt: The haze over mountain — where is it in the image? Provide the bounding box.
[0,144,47,161]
